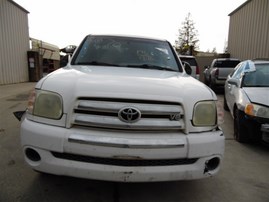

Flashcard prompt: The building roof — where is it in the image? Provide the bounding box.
[228,0,251,16]
[8,0,29,14]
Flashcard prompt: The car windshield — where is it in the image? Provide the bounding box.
[214,60,240,68]
[242,63,269,87]
[72,36,181,72]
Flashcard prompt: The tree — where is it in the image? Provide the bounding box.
[175,13,199,55]
[211,47,217,53]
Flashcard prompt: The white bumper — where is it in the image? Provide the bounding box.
[21,118,225,182]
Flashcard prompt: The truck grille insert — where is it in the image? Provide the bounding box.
[51,152,197,167]
[72,98,185,131]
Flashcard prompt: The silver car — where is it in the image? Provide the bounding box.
[224,59,269,143]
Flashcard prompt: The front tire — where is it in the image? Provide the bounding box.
[234,108,249,143]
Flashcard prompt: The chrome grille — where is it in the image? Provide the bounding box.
[72,98,185,131]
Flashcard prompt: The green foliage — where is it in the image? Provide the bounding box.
[175,13,199,55]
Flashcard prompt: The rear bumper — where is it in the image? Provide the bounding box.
[21,118,225,182]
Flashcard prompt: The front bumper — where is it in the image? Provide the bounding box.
[240,110,269,142]
[21,118,225,182]
[261,124,269,143]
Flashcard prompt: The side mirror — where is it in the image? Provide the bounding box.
[60,45,77,67]
[60,55,70,67]
[182,61,192,75]
[65,45,77,54]
[61,45,77,54]
[227,78,239,87]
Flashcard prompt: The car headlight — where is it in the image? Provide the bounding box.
[193,101,217,126]
[28,90,63,119]
[245,103,269,119]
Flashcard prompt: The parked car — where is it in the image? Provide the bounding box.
[204,58,240,89]
[224,59,269,143]
[179,55,200,80]
[19,34,224,182]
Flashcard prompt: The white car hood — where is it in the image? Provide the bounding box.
[37,65,216,119]
[244,88,269,106]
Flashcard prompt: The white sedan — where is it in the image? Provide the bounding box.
[224,60,269,143]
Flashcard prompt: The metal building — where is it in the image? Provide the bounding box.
[227,0,269,60]
[0,0,29,85]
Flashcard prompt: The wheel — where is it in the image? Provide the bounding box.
[234,108,249,143]
[223,94,229,111]
[208,76,216,91]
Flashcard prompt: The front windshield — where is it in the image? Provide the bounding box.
[72,36,181,72]
[242,63,269,87]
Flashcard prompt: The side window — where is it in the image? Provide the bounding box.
[231,63,244,79]
[229,67,237,77]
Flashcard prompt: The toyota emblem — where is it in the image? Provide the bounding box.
[118,107,141,123]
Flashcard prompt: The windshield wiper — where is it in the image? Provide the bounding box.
[76,61,120,67]
[126,64,177,72]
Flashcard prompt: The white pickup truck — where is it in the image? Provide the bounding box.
[20,34,225,182]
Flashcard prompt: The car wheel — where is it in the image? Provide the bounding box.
[209,79,215,91]
[223,94,229,111]
[234,108,249,143]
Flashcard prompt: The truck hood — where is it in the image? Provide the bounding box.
[37,65,216,121]
[244,87,269,106]
[38,65,215,102]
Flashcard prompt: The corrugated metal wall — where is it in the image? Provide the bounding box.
[228,0,269,60]
[0,0,29,85]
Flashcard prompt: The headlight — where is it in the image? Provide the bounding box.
[245,103,269,119]
[28,90,63,119]
[193,101,217,126]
